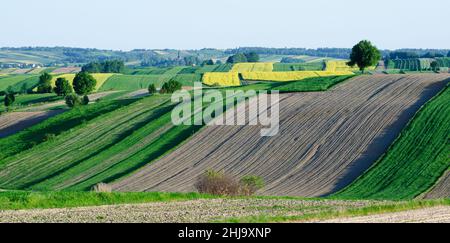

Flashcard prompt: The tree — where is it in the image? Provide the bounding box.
[82,60,125,73]
[4,93,15,108]
[53,77,73,96]
[73,72,97,95]
[447,51,450,57]
[348,40,381,73]
[160,80,182,94]
[244,52,260,62]
[226,53,247,63]
[37,72,53,93]
[148,83,157,94]
[430,61,439,72]
[202,59,214,66]
[65,94,81,108]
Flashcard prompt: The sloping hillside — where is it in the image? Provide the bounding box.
[112,74,449,197]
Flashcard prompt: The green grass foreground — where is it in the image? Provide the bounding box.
[0,190,219,210]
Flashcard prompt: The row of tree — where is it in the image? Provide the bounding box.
[81,60,125,73]
[388,51,450,60]
[226,52,260,63]
[36,72,97,108]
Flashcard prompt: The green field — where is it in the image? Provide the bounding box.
[273,62,325,71]
[0,74,39,92]
[99,74,177,91]
[0,93,61,112]
[0,99,137,160]
[0,191,217,210]
[335,84,450,200]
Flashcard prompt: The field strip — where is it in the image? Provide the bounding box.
[112,74,450,197]
[18,91,118,112]
[424,170,450,199]
[313,206,450,223]
[0,96,171,189]
[0,198,385,223]
[0,111,64,138]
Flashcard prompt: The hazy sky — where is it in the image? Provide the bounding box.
[2,0,449,50]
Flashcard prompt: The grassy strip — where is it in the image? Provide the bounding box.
[0,190,219,210]
[334,84,450,200]
[0,93,61,112]
[0,96,171,189]
[0,99,138,160]
[215,199,450,223]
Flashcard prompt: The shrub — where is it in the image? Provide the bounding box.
[160,80,182,94]
[82,95,90,105]
[91,183,112,193]
[148,83,157,94]
[65,94,81,108]
[195,170,240,196]
[195,170,265,196]
[4,93,15,107]
[239,175,265,196]
[43,133,56,142]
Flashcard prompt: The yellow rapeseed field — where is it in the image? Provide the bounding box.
[241,71,354,82]
[51,73,115,91]
[231,62,273,72]
[202,72,241,86]
[326,60,375,72]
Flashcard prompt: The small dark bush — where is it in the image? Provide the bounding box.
[148,84,157,94]
[65,94,81,108]
[160,80,182,94]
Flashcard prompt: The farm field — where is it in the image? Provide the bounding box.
[272,62,325,71]
[240,70,354,82]
[202,72,240,86]
[51,73,114,91]
[0,190,448,222]
[112,74,449,197]
[335,84,450,200]
[0,74,39,92]
[99,73,184,91]
[0,111,65,138]
[231,62,273,72]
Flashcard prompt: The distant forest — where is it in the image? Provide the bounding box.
[0,46,448,68]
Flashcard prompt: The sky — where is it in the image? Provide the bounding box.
[1,0,449,51]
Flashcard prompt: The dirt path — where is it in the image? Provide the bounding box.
[315,206,450,223]
[112,74,450,197]
[0,198,383,223]
[424,171,450,199]
[0,110,65,138]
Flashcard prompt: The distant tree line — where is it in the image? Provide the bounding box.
[388,51,447,60]
[226,52,260,63]
[81,60,125,73]
[141,56,202,67]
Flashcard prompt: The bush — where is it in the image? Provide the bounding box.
[160,80,182,94]
[91,183,112,193]
[4,93,15,107]
[195,170,265,196]
[82,95,90,105]
[195,170,240,196]
[239,175,265,196]
[65,94,81,108]
[148,83,157,94]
